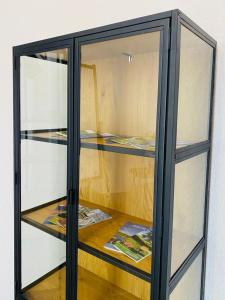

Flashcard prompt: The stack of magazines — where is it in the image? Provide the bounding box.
[44,203,111,229]
[104,222,152,263]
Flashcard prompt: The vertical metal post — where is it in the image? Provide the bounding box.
[13,49,22,300]
[151,19,170,300]
[159,10,180,300]
[66,39,78,300]
[200,45,217,300]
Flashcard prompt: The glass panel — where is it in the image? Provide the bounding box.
[171,154,207,275]
[176,25,213,146]
[78,31,160,299]
[78,249,151,300]
[20,49,68,299]
[170,252,203,300]
[80,31,160,141]
[79,150,155,274]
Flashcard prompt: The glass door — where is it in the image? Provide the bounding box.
[17,44,72,299]
[75,24,167,300]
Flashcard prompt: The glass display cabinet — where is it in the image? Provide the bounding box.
[13,9,216,300]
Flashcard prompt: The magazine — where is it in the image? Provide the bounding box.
[109,136,192,150]
[55,130,114,139]
[109,136,155,150]
[78,204,112,229]
[44,203,111,229]
[104,222,152,262]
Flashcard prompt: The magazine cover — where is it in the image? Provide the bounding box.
[104,222,152,262]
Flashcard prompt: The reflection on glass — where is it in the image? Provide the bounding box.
[20,49,68,131]
[170,253,203,300]
[78,249,151,300]
[171,154,207,275]
[176,25,213,145]
[20,49,68,299]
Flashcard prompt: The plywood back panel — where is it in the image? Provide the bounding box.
[79,149,154,222]
[80,51,159,138]
[79,51,159,222]
[78,249,150,300]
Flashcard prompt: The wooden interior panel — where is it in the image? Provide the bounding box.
[78,250,150,300]
[79,42,159,224]
[78,37,157,298]
[24,265,143,300]
[79,149,155,222]
[80,52,159,138]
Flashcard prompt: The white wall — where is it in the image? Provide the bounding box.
[0,1,224,299]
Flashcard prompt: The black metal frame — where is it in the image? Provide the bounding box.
[13,9,216,300]
[159,10,216,300]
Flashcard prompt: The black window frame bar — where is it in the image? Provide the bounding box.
[13,39,75,300]
[159,10,216,300]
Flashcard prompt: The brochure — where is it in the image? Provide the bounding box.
[104,222,152,262]
[44,203,111,229]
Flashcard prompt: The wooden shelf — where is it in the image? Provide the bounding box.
[23,265,140,300]
[21,130,155,157]
[22,198,152,281]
